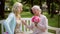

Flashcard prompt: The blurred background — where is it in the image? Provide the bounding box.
[0,0,60,34]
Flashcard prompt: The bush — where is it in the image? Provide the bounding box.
[23,5,30,12]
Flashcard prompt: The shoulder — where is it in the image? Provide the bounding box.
[41,15,48,22]
[9,12,15,16]
[6,12,15,20]
[5,13,15,22]
[41,15,47,19]
[8,12,15,18]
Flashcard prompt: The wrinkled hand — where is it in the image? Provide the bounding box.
[34,22,38,27]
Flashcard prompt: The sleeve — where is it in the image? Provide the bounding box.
[25,23,33,30]
[5,13,14,24]
[3,21,13,34]
[29,23,33,29]
[44,17,48,29]
[38,16,48,29]
[24,18,34,30]
[3,13,14,34]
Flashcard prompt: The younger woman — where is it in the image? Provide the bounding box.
[3,2,23,34]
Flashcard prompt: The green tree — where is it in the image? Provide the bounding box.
[10,0,17,6]
[0,0,5,19]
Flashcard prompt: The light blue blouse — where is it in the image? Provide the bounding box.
[3,12,16,34]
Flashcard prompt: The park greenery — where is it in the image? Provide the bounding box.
[0,0,60,34]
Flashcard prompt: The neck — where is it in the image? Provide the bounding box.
[15,13,20,17]
[34,14,40,16]
[34,14,42,17]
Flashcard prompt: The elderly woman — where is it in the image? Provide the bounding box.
[23,5,48,34]
[3,2,23,34]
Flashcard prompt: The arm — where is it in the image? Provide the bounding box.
[3,22,13,34]
[3,13,14,34]
[5,13,14,24]
[37,17,48,32]
[22,20,33,30]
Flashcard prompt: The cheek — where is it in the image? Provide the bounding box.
[39,11,41,14]
[17,9,21,13]
[20,9,23,11]
[17,8,20,11]
[32,10,35,14]
[34,10,38,14]
[36,12,39,15]
[36,11,38,14]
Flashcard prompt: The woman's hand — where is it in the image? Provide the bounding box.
[21,20,32,30]
[21,20,26,25]
[34,22,38,27]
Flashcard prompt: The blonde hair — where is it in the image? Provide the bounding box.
[12,2,23,19]
[12,2,23,13]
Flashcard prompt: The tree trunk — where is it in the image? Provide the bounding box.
[58,4,60,28]
[31,0,34,7]
[0,0,5,19]
[39,0,42,9]
[46,0,51,14]
[57,0,60,2]
[50,0,56,18]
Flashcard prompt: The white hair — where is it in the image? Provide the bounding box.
[31,5,42,12]
[12,2,23,13]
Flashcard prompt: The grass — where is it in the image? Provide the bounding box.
[21,11,33,18]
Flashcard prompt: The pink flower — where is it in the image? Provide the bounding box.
[32,16,40,23]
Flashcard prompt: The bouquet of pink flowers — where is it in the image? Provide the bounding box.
[32,16,40,23]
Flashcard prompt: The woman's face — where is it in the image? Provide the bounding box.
[32,8,40,16]
[17,6,23,14]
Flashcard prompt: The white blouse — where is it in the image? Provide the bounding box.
[29,15,48,34]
